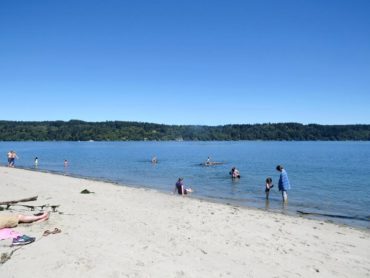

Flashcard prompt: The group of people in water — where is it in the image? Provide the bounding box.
[6,151,69,169]
[6,151,290,203]
[174,156,291,203]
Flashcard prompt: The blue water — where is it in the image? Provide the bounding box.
[1,141,369,228]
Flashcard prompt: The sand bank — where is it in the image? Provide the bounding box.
[0,167,369,278]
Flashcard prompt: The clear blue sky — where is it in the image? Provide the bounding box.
[1,0,369,125]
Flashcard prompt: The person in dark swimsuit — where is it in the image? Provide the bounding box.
[229,167,241,179]
[265,177,274,200]
[174,177,193,195]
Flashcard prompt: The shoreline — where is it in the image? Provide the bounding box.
[6,165,369,231]
[1,167,370,277]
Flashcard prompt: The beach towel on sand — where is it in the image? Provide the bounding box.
[0,228,22,240]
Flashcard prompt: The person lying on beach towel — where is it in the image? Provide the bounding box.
[0,211,49,229]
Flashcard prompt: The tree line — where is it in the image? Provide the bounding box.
[0,120,369,141]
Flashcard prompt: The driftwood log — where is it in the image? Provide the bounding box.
[0,196,59,212]
[4,204,60,212]
[0,196,38,205]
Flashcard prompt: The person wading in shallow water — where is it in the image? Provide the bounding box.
[276,165,291,202]
[265,177,274,200]
[174,177,193,196]
[229,167,240,179]
[206,156,211,165]
[151,155,157,164]
[7,151,18,167]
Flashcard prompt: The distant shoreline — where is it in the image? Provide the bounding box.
[1,120,370,141]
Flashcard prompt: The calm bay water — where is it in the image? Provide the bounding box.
[1,141,369,228]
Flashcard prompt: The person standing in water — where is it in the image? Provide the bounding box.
[151,155,157,164]
[34,157,39,168]
[276,165,291,202]
[265,177,274,200]
[206,156,211,165]
[64,159,68,168]
[8,151,18,167]
[7,151,12,167]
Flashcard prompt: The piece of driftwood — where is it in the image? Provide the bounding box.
[4,204,60,212]
[0,196,38,205]
[1,248,20,265]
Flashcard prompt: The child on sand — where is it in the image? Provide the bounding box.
[265,177,274,200]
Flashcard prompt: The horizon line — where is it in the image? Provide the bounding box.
[1,119,369,127]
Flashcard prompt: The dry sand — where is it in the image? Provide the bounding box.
[0,167,369,278]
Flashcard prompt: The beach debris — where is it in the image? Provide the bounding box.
[16,204,48,211]
[2,204,60,212]
[200,249,208,255]
[1,252,12,264]
[43,227,62,236]
[50,205,60,212]
[0,249,19,265]
[0,196,38,209]
[80,189,94,194]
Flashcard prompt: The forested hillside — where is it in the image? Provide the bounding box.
[0,120,369,141]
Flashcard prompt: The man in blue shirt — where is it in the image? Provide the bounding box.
[276,165,291,202]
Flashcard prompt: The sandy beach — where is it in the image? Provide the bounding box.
[0,167,369,278]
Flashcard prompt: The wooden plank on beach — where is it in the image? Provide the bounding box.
[0,196,38,205]
[5,204,60,212]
